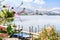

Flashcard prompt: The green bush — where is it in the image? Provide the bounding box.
[0,37,3,40]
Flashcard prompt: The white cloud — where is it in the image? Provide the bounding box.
[21,0,45,4]
[20,4,45,11]
[1,0,46,10]
[21,0,33,2]
[20,3,36,10]
[34,0,45,5]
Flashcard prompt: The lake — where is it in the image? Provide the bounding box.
[14,15,60,32]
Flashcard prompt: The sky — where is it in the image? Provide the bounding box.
[0,0,60,11]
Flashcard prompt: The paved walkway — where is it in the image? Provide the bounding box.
[3,38,20,40]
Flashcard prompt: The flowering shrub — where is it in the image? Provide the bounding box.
[0,8,15,25]
[35,26,57,40]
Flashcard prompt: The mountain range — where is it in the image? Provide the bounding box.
[16,8,60,15]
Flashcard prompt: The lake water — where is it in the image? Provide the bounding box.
[14,15,60,32]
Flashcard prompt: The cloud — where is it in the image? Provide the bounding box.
[1,0,46,10]
[21,0,33,2]
[20,3,44,11]
[34,0,45,5]
[1,0,19,7]
[21,0,45,5]
[20,3,35,10]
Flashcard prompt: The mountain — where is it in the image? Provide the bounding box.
[17,8,60,15]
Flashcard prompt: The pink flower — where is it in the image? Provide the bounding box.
[14,13,19,17]
[14,13,22,22]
